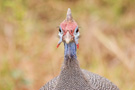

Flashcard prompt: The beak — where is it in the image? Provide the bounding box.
[63,31,72,44]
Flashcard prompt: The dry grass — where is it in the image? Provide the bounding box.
[0,0,135,90]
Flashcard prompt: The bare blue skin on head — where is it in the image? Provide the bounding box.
[64,42,77,60]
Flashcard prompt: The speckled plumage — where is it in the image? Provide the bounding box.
[40,59,119,90]
[40,69,119,90]
[40,43,119,90]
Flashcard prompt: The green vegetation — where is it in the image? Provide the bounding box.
[0,0,135,90]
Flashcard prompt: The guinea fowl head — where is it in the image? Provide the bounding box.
[57,8,80,49]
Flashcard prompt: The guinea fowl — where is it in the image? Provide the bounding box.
[40,8,119,90]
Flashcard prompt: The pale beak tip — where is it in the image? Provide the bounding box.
[64,31,72,44]
[65,39,70,44]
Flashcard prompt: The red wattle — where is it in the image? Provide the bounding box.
[76,44,79,49]
[57,44,60,48]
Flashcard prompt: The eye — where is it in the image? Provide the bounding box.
[59,28,62,33]
[76,29,79,33]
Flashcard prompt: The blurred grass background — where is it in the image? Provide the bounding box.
[0,0,135,90]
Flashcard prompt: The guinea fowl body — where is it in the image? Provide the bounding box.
[40,42,119,90]
[40,8,119,90]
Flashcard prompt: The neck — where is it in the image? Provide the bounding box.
[55,42,89,90]
[63,42,78,67]
[64,42,77,60]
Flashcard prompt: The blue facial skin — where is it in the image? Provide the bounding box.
[64,42,77,60]
[59,26,79,60]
